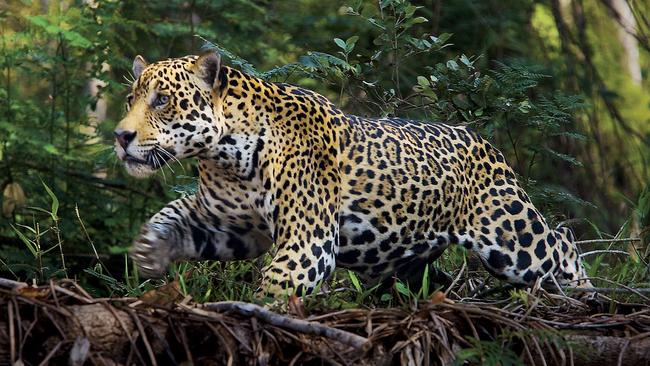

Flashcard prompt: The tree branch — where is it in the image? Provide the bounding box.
[202,301,371,351]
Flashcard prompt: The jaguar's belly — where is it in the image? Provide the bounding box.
[335,118,471,280]
[337,220,450,280]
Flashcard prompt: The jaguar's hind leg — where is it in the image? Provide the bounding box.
[462,179,591,288]
[379,245,452,292]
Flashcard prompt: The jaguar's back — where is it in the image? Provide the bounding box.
[336,116,590,288]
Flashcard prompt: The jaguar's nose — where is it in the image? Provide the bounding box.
[114,129,137,149]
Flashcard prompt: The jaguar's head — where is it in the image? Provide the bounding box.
[555,226,592,288]
[114,52,225,178]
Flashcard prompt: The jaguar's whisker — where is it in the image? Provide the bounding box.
[157,148,176,175]
[153,151,167,183]
[158,147,185,173]
[157,151,171,181]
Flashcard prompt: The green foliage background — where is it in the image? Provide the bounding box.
[0,0,649,289]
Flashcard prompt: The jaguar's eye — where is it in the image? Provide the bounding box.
[153,94,169,108]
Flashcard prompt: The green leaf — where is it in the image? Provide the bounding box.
[27,15,49,28]
[532,184,596,209]
[0,121,12,133]
[348,270,363,292]
[446,60,459,71]
[405,5,418,18]
[366,18,386,30]
[298,55,319,69]
[452,94,471,110]
[42,181,59,220]
[345,35,359,52]
[108,246,130,255]
[431,33,452,45]
[61,30,92,49]
[301,51,350,70]
[411,17,428,24]
[421,264,429,299]
[334,38,347,50]
[459,54,472,67]
[456,348,480,362]
[422,89,438,101]
[542,147,583,166]
[199,38,260,77]
[552,131,587,141]
[380,0,393,9]
[395,281,410,297]
[43,144,60,155]
[417,75,430,87]
[15,223,37,235]
[10,224,38,258]
[27,15,92,49]
[518,100,532,113]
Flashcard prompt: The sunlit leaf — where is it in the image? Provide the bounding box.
[417,75,430,87]
[395,281,410,297]
[334,38,346,50]
[347,270,362,292]
[2,182,26,217]
[411,17,428,24]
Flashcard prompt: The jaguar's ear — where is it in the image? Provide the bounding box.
[132,55,148,80]
[195,51,221,89]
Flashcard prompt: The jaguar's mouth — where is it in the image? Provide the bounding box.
[148,146,176,169]
[117,146,177,179]
[120,147,175,170]
[124,154,148,165]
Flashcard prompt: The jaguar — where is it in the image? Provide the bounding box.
[114,51,592,296]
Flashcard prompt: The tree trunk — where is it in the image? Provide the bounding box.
[603,0,642,84]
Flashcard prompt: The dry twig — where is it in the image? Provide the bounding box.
[203,301,371,351]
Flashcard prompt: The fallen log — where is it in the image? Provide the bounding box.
[1,279,650,365]
[566,335,650,366]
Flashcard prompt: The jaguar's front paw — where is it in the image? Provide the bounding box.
[130,223,174,279]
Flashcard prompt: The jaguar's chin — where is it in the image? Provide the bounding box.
[117,145,177,178]
[124,159,157,178]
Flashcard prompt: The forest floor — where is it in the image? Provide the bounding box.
[1,277,649,366]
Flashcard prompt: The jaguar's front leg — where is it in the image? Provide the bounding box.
[259,224,339,297]
[131,195,271,278]
[259,184,341,296]
[131,221,181,278]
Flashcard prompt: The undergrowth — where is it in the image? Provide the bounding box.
[3,182,649,309]
[1,181,648,366]
[1,0,648,320]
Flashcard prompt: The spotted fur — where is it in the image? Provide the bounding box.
[115,52,592,296]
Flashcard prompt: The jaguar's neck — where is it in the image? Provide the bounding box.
[214,66,276,144]
[197,67,277,188]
